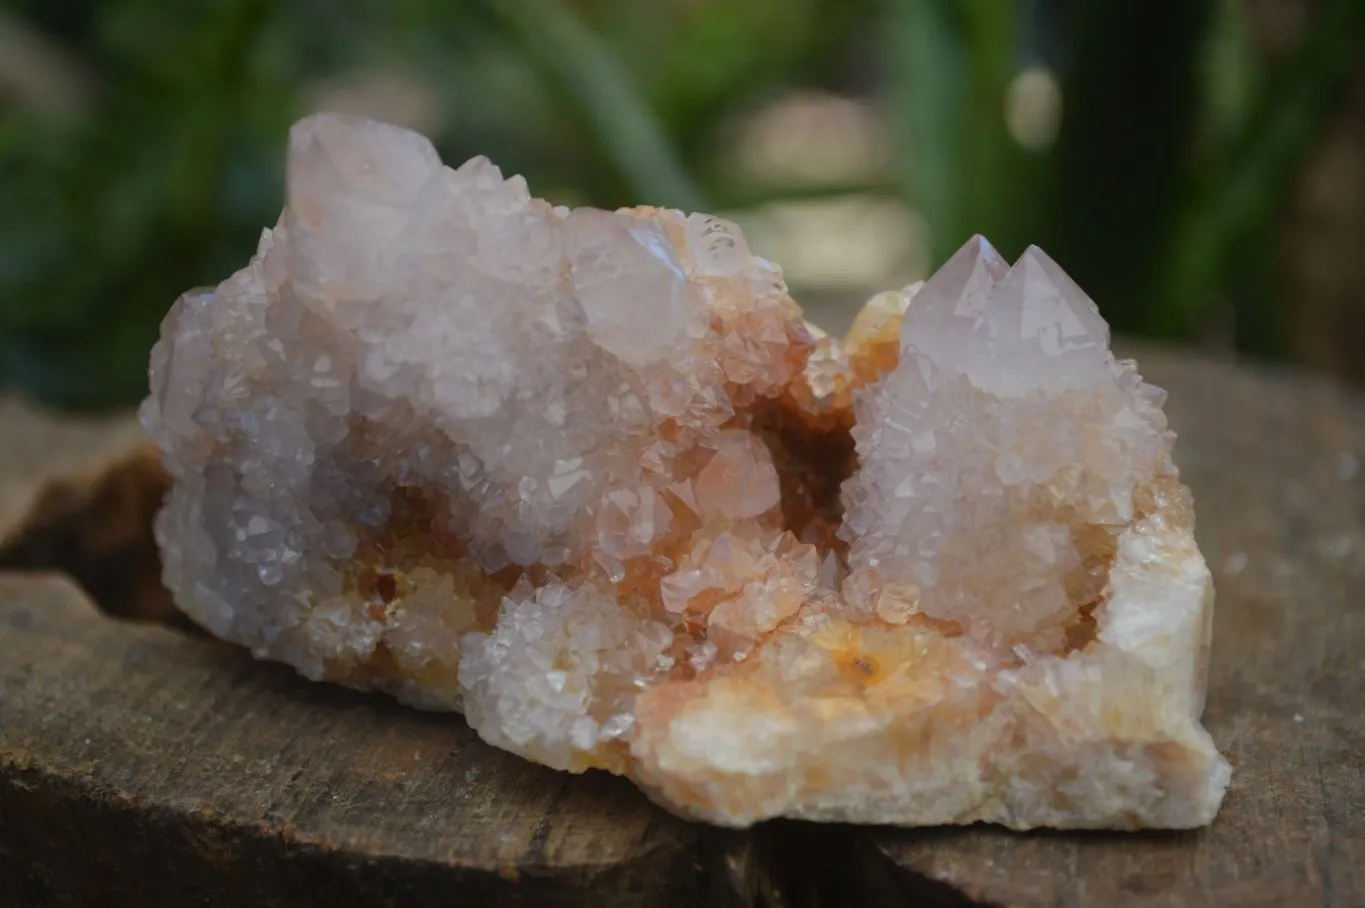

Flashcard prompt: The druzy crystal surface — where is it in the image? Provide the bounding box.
[142,113,1230,829]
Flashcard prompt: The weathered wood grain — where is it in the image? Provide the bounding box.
[0,574,750,907]
[0,398,169,621]
[2,348,1362,907]
[863,347,1365,907]
[0,398,148,534]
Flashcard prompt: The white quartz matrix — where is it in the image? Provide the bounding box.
[142,113,1230,829]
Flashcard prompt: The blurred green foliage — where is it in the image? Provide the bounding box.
[1,0,1362,409]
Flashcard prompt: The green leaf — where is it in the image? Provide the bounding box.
[881,0,1021,266]
[1042,0,1213,334]
[1160,0,1365,347]
[480,0,705,211]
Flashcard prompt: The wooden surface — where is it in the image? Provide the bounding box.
[1,347,1363,907]
[0,575,755,907]
[0,398,169,622]
[0,398,148,533]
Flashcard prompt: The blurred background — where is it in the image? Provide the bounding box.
[2,0,1364,409]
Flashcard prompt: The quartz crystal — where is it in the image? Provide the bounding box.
[142,113,1230,829]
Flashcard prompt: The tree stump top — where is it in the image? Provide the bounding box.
[2,345,1362,907]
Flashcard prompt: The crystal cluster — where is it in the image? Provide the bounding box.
[142,113,1230,829]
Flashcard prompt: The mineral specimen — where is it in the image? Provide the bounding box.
[142,112,1230,829]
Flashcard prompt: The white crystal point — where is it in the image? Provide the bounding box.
[566,209,693,367]
[845,240,1153,639]
[965,245,1112,394]
[899,234,1009,364]
[287,111,442,214]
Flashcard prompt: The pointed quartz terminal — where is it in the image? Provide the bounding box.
[964,245,1112,395]
[899,234,1010,368]
[566,210,694,367]
[144,117,1226,834]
